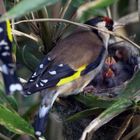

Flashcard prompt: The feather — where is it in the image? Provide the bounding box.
[0,21,23,94]
[24,29,104,94]
[24,63,75,94]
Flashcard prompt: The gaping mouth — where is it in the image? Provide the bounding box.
[104,56,116,78]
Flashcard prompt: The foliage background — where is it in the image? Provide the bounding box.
[0,0,140,140]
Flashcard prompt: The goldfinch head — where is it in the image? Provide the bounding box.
[85,16,114,49]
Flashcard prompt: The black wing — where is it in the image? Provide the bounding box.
[0,21,22,94]
[24,58,75,94]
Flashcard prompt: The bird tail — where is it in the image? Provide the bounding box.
[34,90,59,139]
[34,105,50,139]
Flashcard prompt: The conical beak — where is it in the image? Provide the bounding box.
[113,22,125,31]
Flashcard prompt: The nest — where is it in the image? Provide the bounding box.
[84,41,140,97]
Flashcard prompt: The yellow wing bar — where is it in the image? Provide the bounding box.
[57,65,86,86]
[6,20,13,42]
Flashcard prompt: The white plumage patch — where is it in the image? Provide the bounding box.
[36,84,39,87]
[49,70,57,75]
[39,105,50,118]
[0,27,3,33]
[32,72,37,78]
[39,64,44,68]
[1,64,8,74]
[29,79,34,82]
[58,64,64,67]
[41,79,48,83]
[0,40,8,46]
[9,83,23,93]
[33,72,37,76]
[4,46,10,50]
[2,52,10,56]
[40,82,44,86]
[35,131,41,136]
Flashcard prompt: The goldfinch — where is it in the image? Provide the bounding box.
[24,16,114,138]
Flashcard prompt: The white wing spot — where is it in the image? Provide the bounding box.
[39,64,44,68]
[4,46,10,50]
[40,82,44,86]
[0,27,3,33]
[58,64,64,67]
[36,84,39,87]
[9,84,23,93]
[41,79,48,83]
[1,64,8,74]
[2,52,10,56]
[32,72,37,78]
[49,70,56,75]
[33,72,37,76]
[0,40,8,46]
[29,79,34,82]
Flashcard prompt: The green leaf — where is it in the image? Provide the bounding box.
[22,45,40,71]
[119,71,140,98]
[80,98,133,139]
[0,0,59,21]
[80,71,140,139]
[0,104,34,136]
[66,107,101,122]
[0,83,18,111]
[72,0,85,7]
[74,94,115,108]
[77,0,118,21]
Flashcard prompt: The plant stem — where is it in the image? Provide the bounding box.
[0,133,11,140]
[14,18,140,49]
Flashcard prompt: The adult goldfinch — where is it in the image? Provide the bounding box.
[24,16,114,139]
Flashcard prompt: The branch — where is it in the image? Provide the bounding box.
[12,29,39,42]
[13,18,140,49]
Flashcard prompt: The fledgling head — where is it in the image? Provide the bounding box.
[85,16,114,49]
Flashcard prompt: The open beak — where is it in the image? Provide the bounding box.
[105,56,116,65]
[105,68,114,78]
[104,56,116,78]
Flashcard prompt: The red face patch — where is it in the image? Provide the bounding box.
[103,17,113,24]
[103,17,114,31]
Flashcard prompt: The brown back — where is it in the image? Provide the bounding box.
[48,29,103,70]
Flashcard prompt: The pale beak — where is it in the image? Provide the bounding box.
[113,22,125,31]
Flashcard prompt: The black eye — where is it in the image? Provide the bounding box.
[106,24,113,31]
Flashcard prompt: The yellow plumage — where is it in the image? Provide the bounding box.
[6,20,13,42]
[57,65,86,86]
